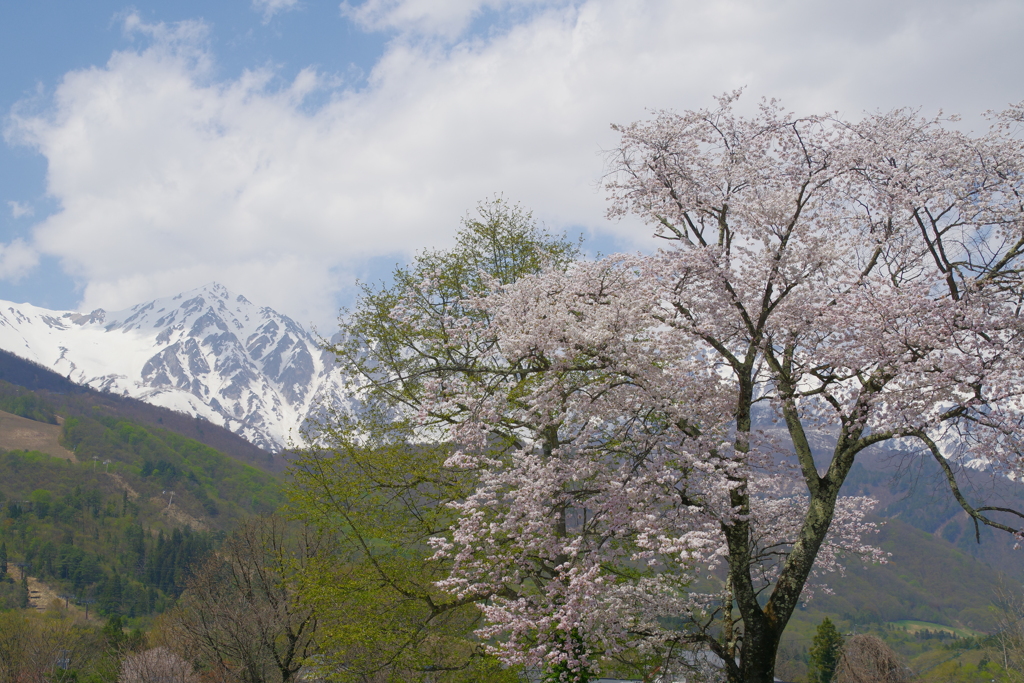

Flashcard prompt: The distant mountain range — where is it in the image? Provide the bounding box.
[0,283,346,452]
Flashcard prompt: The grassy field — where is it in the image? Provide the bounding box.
[888,620,984,638]
[0,410,75,461]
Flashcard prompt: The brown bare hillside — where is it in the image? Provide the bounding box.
[8,564,99,622]
[0,409,75,461]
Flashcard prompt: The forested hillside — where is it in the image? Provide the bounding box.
[0,454,213,616]
[60,413,283,526]
[0,382,284,620]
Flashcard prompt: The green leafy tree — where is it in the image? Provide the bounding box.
[325,196,578,420]
[102,615,128,651]
[29,489,52,519]
[290,198,577,682]
[808,618,843,683]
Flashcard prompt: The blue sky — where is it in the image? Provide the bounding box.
[2,0,1024,329]
[1,0,390,316]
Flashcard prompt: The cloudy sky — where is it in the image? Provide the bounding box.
[1,0,1023,330]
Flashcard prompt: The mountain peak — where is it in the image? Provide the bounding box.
[192,281,233,300]
[0,286,347,451]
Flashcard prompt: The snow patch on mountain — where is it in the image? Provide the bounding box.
[0,283,347,452]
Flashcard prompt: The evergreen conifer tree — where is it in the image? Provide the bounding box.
[103,614,127,650]
[0,542,6,579]
[808,618,844,683]
[18,568,29,608]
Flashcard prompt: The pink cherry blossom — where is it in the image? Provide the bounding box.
[406,95,1024,683]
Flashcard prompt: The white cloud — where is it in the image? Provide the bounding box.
[120,12,211,66]
[0,239,39,282]
[7,201,33,218]
[342,0,552,37]
[253,0,301,23]
[7,1,1024,327]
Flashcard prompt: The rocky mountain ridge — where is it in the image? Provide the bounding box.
[0,283,345,451]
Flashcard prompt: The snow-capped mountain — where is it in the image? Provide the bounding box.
[0,283,347,452]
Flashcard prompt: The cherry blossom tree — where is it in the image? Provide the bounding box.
[422,257,884,683]
[411,96,1024,683]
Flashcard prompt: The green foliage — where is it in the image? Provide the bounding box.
[0,443,266,617]
[0,369,286,601]
[808,617,843,683]
[0,384,58,423]
[330,196,579,419]
[775,616,1019,683]
[0,574,27,610]
[0,373,283,625]
[30,489,52,518]
[100,614,142,653]
[291,199,568,681]
[291,425,512,682]
[61,414,283,524]
[913,647,1014,683]
[101,613,125,642]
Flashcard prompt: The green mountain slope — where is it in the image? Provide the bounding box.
[0,382,285,619]
[0,448,208,616]
[60,412,283,526]
[800,517,1004,632]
